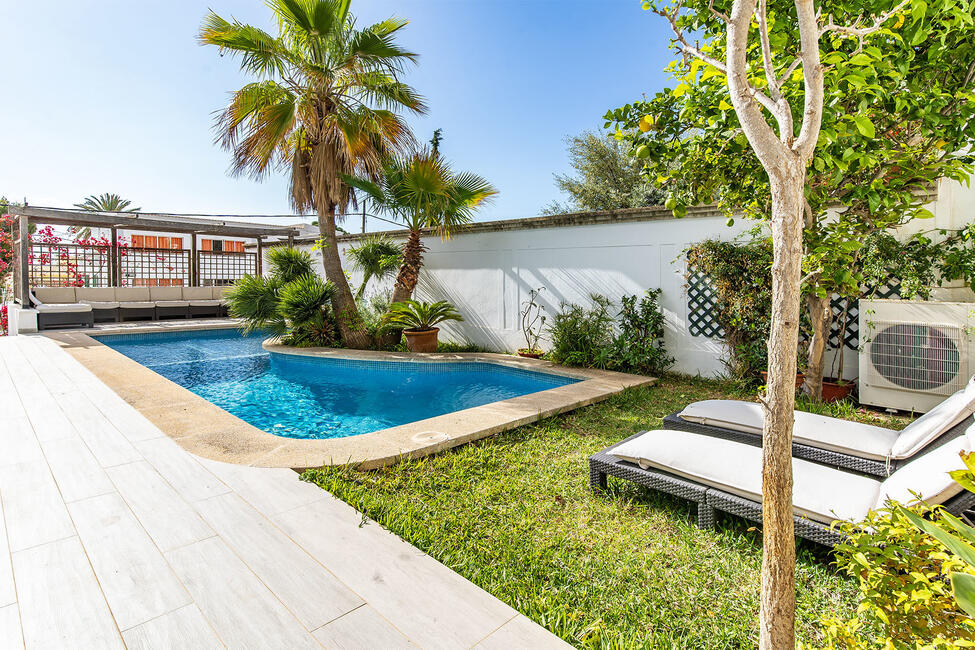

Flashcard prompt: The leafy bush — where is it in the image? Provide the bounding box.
[547,294,615,367]
[225,247,339,346]
[548,290,672,375]
[821,503,975,647]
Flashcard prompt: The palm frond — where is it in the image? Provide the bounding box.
[199,12,287,78]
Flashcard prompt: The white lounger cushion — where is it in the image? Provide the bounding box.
[609,426,973,524]
[609,430,881,523]
[679,400,898,460]
[34,302,92,313]
[679,382,975,461]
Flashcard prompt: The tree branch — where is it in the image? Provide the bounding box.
[820,0,909,51]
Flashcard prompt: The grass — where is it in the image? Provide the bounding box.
[302,375,911,649]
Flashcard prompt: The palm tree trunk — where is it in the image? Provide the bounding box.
[390,228,424,304]
[317,204,371,349]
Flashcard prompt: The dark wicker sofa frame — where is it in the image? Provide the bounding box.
[589,431,975,547]
[662,411,973,478]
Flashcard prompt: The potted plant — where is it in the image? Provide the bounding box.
[383,300,463,353]
[517,287,546,358]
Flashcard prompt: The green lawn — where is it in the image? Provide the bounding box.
[302,375,910,649]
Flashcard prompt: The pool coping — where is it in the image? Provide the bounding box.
[43,326,655,470]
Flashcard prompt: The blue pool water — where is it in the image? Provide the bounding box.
[97,329,579,439]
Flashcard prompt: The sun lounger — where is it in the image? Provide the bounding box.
[589,425,975,546]
[660,379,975,477]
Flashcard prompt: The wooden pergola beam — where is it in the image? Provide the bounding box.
[8,206,301,239]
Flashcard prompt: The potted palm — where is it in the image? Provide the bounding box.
[383,300,463,352]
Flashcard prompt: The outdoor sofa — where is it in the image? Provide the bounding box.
[659,378,975,477]
[30,286,231,328]
[589,424,975,546]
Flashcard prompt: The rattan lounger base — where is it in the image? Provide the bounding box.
[589,431,975,547]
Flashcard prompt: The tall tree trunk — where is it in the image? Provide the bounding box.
[390,228,424,305]
[317,204,371,349]
[759,168,803,649]
[803,290,831,401]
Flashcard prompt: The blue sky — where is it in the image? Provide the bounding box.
[0,1,674,230]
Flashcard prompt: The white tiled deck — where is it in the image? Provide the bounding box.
[0,334,569,649]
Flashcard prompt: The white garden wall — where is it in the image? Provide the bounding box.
[295,207,753,377]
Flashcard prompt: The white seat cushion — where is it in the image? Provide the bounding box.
[889,378,975,459]
[116,287,151,302]
[181,287,213,301]
[609,429,881,523]
[678,400,898,460]
[76,288,117,302]
[188,299,222,307]
[877,425,972,509]
[118,301,155,309]
[154,300,189,307]
[35,303,92,313]
[80,300,120,309]
[34,287,77,303]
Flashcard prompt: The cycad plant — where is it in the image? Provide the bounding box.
[344,143,497,306]
[383,299,463,332]
[344,234,402,299]
[200,0,426,349]
[225,247,337,346]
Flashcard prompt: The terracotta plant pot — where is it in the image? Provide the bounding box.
[517,348,543,359]
[821,378,855,403]
[761,371,805,389]
[403,327,439,353]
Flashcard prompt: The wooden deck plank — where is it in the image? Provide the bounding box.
[52,392,141,468]
[68,493,192,631]
[0,460,76,553]
[121,604,224,650]
[473,614,573,649]
[12,536,124,649]
[0,417,44,469]
[197,460,326,517]
[134,438,230,503]
[41,437,116,504]
[165,537,321,650]
[105,461,214,553]
[0,603,24,650]
[0,496,15,608]
[194,493,362,630]
[312,605,417,650]
[274,496,518,650]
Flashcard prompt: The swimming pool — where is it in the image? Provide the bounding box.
[97,329,579,439]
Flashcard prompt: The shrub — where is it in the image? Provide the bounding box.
[547,294,615,367]
[267,246,315,285]
[548,291,672,375]
[225,274,285,335]
[820,504,975,647]
[383,300,463,332]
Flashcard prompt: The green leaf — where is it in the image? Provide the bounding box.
[914,207,935,219]
[853,116,876,138]
[951,572,975,617]
[900,507,975,566]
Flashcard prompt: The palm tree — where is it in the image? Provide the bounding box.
[72,193,139,240]
[345,147,497,305]
[345,234,402,299]
[199,0,425,349]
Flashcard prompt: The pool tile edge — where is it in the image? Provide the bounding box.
[43,330,655,470]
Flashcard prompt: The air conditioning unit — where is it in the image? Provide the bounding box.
[859,300,975,413]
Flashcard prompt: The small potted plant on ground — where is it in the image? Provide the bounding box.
[517,287,546,358]
[384,300,464,353]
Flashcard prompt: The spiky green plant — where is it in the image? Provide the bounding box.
[267,246,315,285]
[199,0,426,349]
[278,273,334,326]
[345,234,402,299]
[383,299,463,332]
[225,274,286,335]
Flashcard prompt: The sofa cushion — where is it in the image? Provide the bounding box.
[211,286,231,300]
[118,301,156,309]
[35,302,92,313]
[678,399,898,460]
[154,301,189,307]
[188,299,222,307]
[876,425,972,509]
[609,429,881,524]
[81,301,120,309]
[34,287,77,304]
[149,287,184,302]
[181,287,212,301]
[116,287,151,302]
[76,288,117,302]
[889,377,975,459]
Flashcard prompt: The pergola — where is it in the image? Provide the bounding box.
[8,205,301,304]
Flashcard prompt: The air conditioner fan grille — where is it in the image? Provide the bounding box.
[868,322,963,393]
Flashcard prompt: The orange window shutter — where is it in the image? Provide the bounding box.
[146,236,157,248]
[132,235,144,248]
[202,239,213,251]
